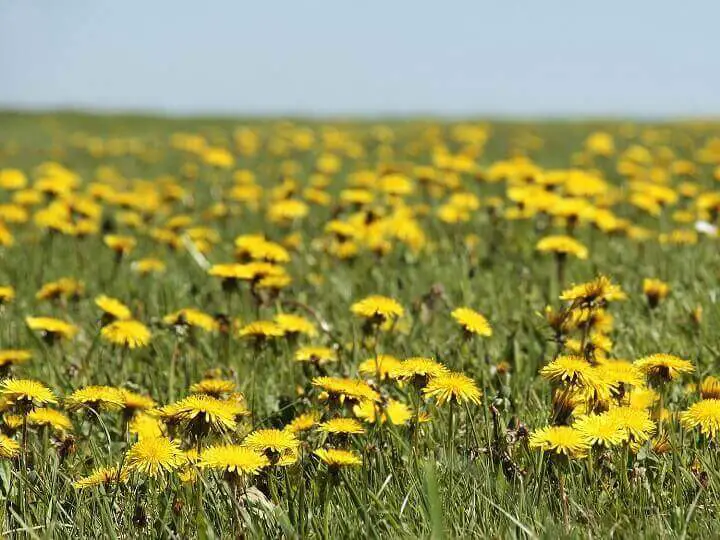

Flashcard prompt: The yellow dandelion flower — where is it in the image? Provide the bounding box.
[199,445,269,476]
[0,434,19,458]
[295,346,337,365]
[73,466,129,489]
[312,376,380,404]
[159,395,237,436]
[125,436,185,477]
[26,317,78,341]
[529,426,590,457]
[314,448,362,468]
[350,295,404,321]
[27,408,73,432]
[0,350,32,369]
[189,379,236,398]
[634,353,694,382]
[358,355,401,380]
[700,376,720,400]
[318,417,366,435]
[605,407,655,443]
[643,278,670,308]
[560,275,626,307]
[95,295,132,321]
[1,379,57,410]
[104,234,136,255]
[680,399,720,438]
[573,413,627,447]
[65,386,125,412]
[238,321,285,339]
[132,258,166,275]
[0,286,15,304]
[536,235,589,259]
[100,320,151,349]
[163,308,218,332]
[423,372,482,406]
[243,429,300,463]
[274,313,317,337]
[284,412,321,433]
[129,413,165,440]
[451,307,492,337]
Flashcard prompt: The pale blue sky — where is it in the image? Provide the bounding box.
[1,1,719,117]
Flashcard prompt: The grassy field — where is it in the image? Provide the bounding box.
[0,111,719,538]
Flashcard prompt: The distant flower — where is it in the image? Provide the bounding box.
[189,379,236,398]
[26,316,78,342]
[294,346,337,365]
[95,295,132,322]
[350,295,404,323]
[642,278,670,309]
[163,308,218,332]
[274,313,317,337]
[132,258,166,275]
[451,307,492,337]
[358,355,401,380]
[104,234,136,256]
[312,376,380,405]
[65,386,125,413]
[318,417,365,435]
[0,286,15,305]
[536,235,588,260]
[390,357,449,388]
[560,276,626,307]
[101,320,151,349]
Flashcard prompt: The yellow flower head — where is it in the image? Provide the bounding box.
[1,379,57,410]
[390,357,449,387]
[358,355,401,380]
[95,295,132,321]
[101,320,151,349]
[132,258,166,275]
[700,376,720,400]
[680,399,720,438]
[238,321,285,339]
[65,386,125,412]
[451,307,492,337]
[642,278,670,308]
[634,353,694,382]
[26,317,78,341]
[529,425,590,457]
[318,417,366,435]
[163,308,218,332]
[284,412,321,433]
[605,406,655,443]
[294,346,337,365]
[274,313,317,337]
[119,389,156,413]
[560,276,626,307]
[126,436,185,477]
[314,448,362,468]
[243,429,300,463]
[312,376,380,404]
[27,408,73,433]
[104,234,136,255]
[350,295,404,321]
[0,434,20,459]
[189,379,236,398]
[573,413,627,447]
[73,466,129,489]
[0,350,32,368]
[423,372,482,406]
[0,286,15,304]
[536,235,589,260]
[160,395,237,436]
[199,445,269,475]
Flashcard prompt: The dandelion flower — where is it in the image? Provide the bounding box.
[199,445,269,476]
[101,320,151,349]
[160,395,237,438]
[0,286,15,304]
[163,308,218,332]
[95,295,132,322]
[312,376,380,404]
[104,234,136,256]
[130,413,165,440]
[423,372,482,406]
[125,436,185,477]
[390,357,449,388]
[0,350,32,370]
[189,379,236,398]
[73,466,129,489]
[314,448,362,469]
[274,313,317,337]
[643,278,670,308]
[243,429,299,463]
[560,276,626,307]
[680,399,720,438]
[295,346,337,365]
[605,407,655,443]
[0,434,19,458]
[573,413,627,447]
[27,408,73,433]
[318,417,365,435]
[634,353,694,382]
[358,355,401,380]
[350,295,404,321]
[529,426,590,457]
[65,386,125,412]
[536,235,588,260]
[285,412,320,433]
[1,379,56,411]
[26,316,78,341]
[238,321,284,339]
[700,376,720,400]
[451,307,492,337]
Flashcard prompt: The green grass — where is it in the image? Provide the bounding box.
[0,112,718,538]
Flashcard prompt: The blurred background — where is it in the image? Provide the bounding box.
[1,0,719,117]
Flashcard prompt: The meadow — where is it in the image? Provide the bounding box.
[0,112,718,538]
